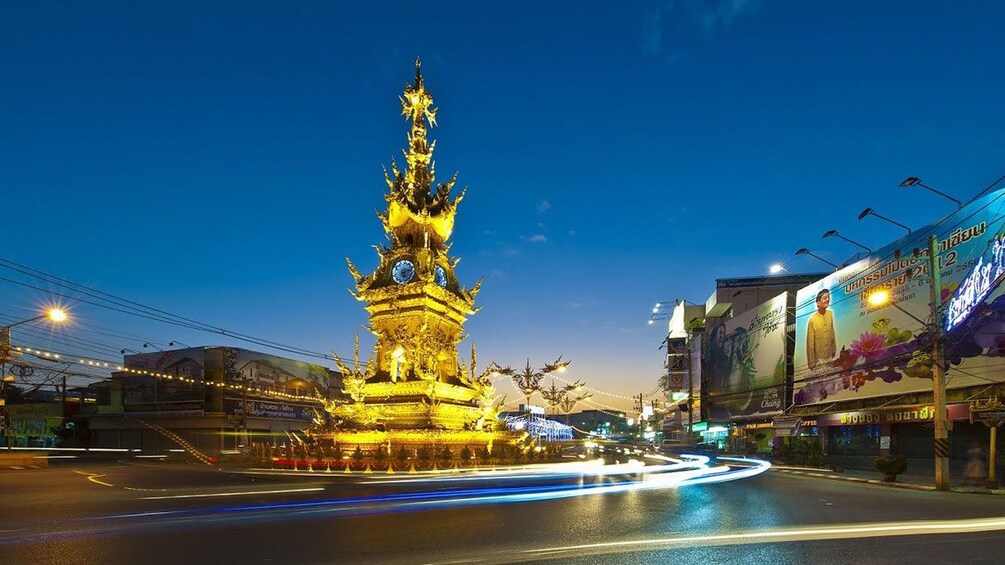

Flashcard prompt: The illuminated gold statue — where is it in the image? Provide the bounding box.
[320,59,503,440]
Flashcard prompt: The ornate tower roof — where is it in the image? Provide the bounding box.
[378,58,465,250]
[347,58,481,308]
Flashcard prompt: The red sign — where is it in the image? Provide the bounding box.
[816,403,970,426]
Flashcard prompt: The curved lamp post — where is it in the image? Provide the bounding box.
[822,229,873,253]
[858,208,912,234]
[795,248,838,269]
[492,357,570,408]
[900,177,962,209]
[1,308,70,450]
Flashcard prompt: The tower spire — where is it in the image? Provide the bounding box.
[400,58,436,197]
[380,59,463,250]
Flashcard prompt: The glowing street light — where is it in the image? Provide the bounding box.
[649,301,672,325]
[867,288,890,307]
[1,306,71,450]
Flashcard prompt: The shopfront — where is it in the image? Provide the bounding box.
[816,403,971,457]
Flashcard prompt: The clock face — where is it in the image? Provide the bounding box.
[434,266,447,288]
[391,260,415,284]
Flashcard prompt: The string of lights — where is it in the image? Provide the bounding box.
[9,344,323,402]
[0,257,357,366]
[546,372,640,403]
[580,398,629,418]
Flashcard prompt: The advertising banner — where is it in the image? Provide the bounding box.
[705,292,788,420]
[222,348,331,394]
[223,399,318,421]
[123,347,206,407]
[794,188,1005,405]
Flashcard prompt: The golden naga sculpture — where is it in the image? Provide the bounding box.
[316,60,502,439]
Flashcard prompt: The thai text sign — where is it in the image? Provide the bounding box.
[225,398,316,421]
[816,403,970,426]
[794,188,1005,405]
[970,409,1005,424]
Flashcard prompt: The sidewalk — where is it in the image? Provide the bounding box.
[770,464,1005,495]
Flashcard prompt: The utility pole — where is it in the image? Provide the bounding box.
[59,374,67,442]
[927,234,950,491]
[1,328,12,451]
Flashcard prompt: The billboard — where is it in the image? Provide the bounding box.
[122,347,338,414]
[219,348,331,394]
[705,292,788,420]
[123,347,206,410]
[794,188,1005,405]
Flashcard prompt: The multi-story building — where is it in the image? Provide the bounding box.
[661,188,1005,478]
[81,346,343,454]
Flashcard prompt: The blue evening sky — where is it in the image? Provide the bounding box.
[3,2,1003,410]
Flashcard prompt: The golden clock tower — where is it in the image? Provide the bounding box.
[331,60,494,432]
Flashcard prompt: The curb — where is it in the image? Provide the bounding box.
[772,467,1005,495]
[771,468,936,491]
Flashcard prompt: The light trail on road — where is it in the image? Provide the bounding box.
[510,515,1005,563]
[0,455,771,545]
[138,487,325,500]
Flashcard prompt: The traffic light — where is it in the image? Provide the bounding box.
[678,402,689,412]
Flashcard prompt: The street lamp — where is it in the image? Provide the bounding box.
[865,234,950,491]
[649,301,672,325]
[142,342,163,351]
[1,308,71,449]
[539,379,590,415]
[769,263,790,275]
[858,208,912,234]
[795,248,838,269]
[168,341,190,348]
[822,230,873,253]
[493,357,570,408]
[900,177,963,209]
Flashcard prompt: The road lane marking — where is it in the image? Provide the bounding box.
[138,487,325,500]
[74,470,115,487]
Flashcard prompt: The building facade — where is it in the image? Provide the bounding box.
[82,346,342,454]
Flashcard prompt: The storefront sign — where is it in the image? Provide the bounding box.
[125,401,204,414]
[817,403,970,426]
[971,408,1005,424]
[739,422,774,430]
[224,398,317,421]
[772,416,804,437]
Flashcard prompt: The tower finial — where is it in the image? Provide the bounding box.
[415,57,423,88]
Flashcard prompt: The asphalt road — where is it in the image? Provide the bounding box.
[1,458,1002,564]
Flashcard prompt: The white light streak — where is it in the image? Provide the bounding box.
[139,487,325,500]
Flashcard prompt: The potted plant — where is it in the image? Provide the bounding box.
[874,455,907,482]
